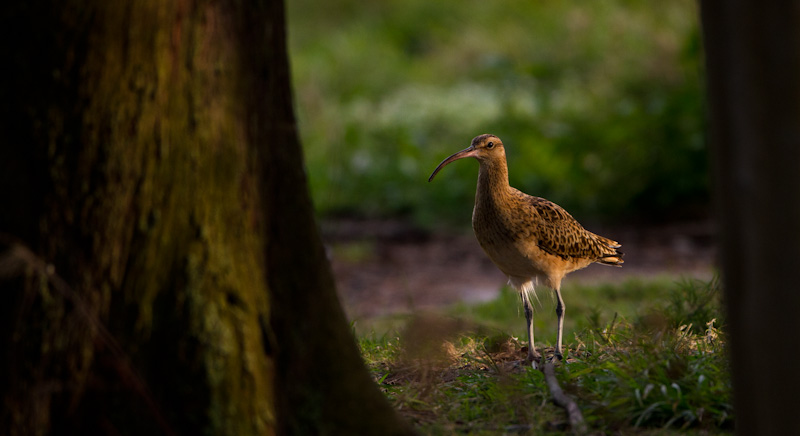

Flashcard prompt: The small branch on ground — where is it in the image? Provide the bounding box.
[542,360,587,435]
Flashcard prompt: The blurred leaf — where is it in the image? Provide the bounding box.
[288,0,706,226]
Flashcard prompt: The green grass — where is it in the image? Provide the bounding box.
[447,277,681,342]
[357,277,732,434]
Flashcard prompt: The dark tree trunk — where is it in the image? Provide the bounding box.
[0,1,410,435]
[700,2,800,434]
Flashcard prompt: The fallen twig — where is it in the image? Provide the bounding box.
[542,360,587,434]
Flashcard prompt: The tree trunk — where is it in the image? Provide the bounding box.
[700,2,800,434]
[0,1,410,435]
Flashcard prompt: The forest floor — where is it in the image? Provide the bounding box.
[323,218,717,321]
[326,219,731,433]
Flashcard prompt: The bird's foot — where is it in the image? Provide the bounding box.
[547,352,565,365]
[525,352,542,370]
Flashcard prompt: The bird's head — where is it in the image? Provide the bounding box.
[428,134,505,182]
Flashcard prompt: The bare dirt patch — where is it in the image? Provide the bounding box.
[322,219,716,319]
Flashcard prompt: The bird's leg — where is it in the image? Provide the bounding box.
[522,292,541,366]
[554,287,565,361]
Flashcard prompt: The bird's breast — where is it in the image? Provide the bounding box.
[472,200,553,281]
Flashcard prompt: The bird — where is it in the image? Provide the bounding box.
[428,134,623,366]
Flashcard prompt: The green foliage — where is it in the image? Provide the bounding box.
[288,0,706,226]
[571,316,730,430]
[358,277,732,434]
[360,333,558,434]
[448,277,681,342]
[663,275,724,332]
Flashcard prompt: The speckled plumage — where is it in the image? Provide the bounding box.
[429,134,623,366]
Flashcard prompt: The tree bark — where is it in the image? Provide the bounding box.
[700,2,800,434]
[0,1,410,435]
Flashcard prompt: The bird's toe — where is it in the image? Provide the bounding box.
[547,353,565,365]
[525,351,542,370]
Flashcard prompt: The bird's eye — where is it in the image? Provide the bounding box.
[487,141,495,149]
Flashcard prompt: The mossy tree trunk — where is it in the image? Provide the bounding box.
[0,1,410,435]
[701,2,800,434]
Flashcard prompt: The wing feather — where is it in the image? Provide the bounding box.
[510,190,623,265]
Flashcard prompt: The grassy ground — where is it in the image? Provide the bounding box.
[357,277,732,434]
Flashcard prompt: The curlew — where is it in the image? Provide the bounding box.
[428,134,623,366]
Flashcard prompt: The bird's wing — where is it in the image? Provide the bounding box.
[516,193,622,264]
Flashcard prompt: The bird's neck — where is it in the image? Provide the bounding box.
[476,158,511,204]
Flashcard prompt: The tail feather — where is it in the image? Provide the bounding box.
[598,251,624,266]
[595,235,624,267]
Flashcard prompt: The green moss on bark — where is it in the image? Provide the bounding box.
[2,1,275,434]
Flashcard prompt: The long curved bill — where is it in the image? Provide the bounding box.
[427,146,478,182]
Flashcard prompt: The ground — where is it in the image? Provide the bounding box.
[326,218,730,434]
[322,219,716,320]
